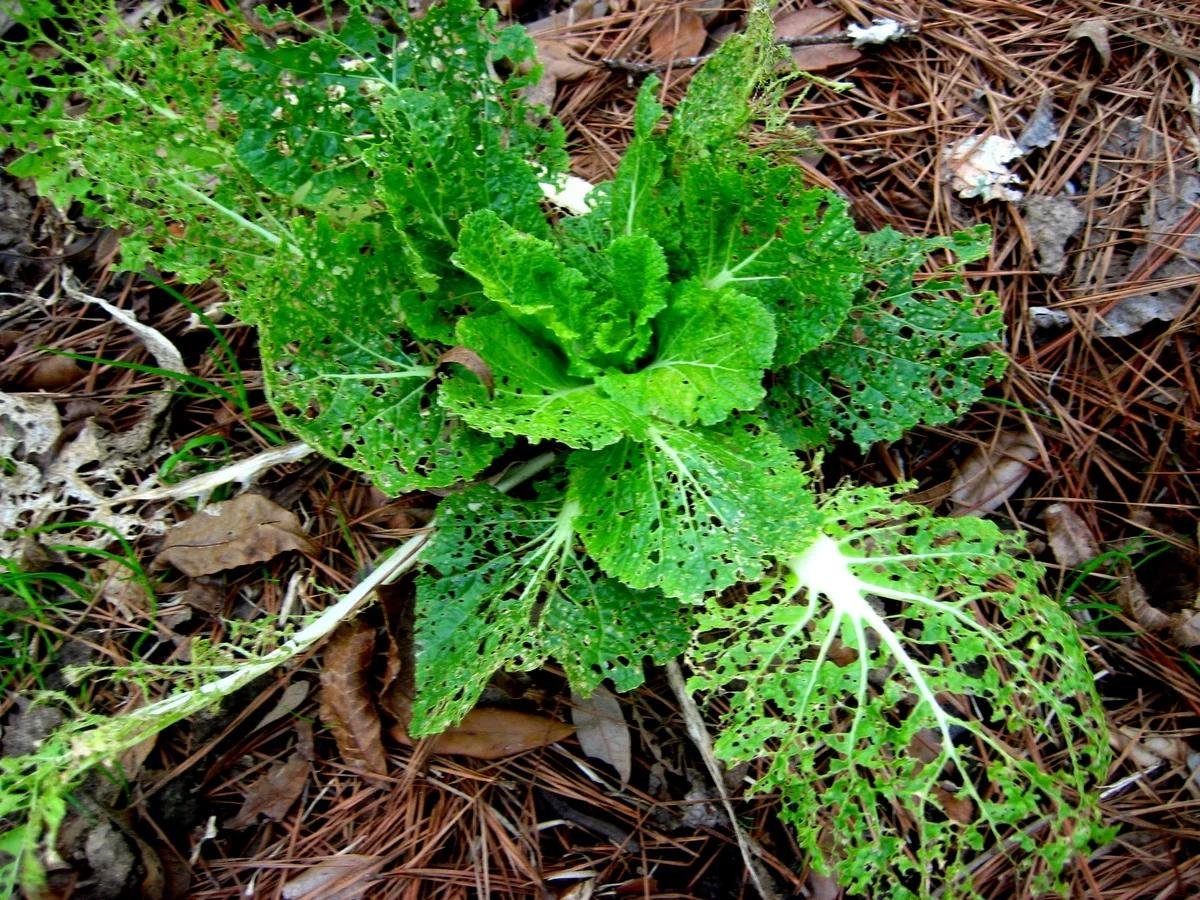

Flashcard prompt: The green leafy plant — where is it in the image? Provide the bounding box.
[2,0,1111,895]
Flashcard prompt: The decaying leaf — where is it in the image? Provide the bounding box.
[281,854,380,900]
[319,622,389,777]
[932,784,974,825]
[391,705,573,760]
[943,134,1024,202]
[571,686,632,784]
[1022,195,1084,276]
[1043,502,1101,568]
[949,431,1039,515]
[1068,19,1112,69]
[156,492,312,577]
[227,753,310,829]
[1016,93,1060,152]
[774,7,862,71]
[647,9,708,62]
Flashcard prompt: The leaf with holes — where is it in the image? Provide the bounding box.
[688,484,1113,898]
[412,485,688,735]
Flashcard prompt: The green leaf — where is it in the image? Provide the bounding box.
[439,312,640,449]
[689,485,1112,898]
[667,4,788,156]
[609,78,677,245]
[452,209,594,368]
[679,156,863,364]
[239,217,505,492]
[217,3,392,206]
[413,485,688,734]
[570,418,817,599]
[598,279,775,425]
[222,0,564,222]
[774,227,1006,450]
[592,233,670,364]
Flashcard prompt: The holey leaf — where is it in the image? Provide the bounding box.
[570,418,817,599]
[222,0,565,218]
[688,485,1112,899]
[241,217,505,493]
[412,485,688,735]
[1,0,284,282]
[679,156,863,365]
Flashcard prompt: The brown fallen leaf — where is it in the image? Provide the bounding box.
[572,687,631,784]
[1043,502,1101,569]
[774,7,861,72]
[647,9,708,63]
[319,622,389,777]
[948,431,1039,516]
[156,493,312,577]
[390,705,573,760]
[26,355,84,390]
[227,753,310,829]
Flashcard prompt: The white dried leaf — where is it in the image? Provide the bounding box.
[541,175,596,215]
[943,134,1024,202]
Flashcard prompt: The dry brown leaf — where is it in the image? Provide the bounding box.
[437,346,494,395]
[647,10,708,63]
[227,753,310,829]
[1067,19,1111,69]
[1119,574,1172,630]
[571,686,631,784]
[1043,502,1101,569]
[774,7,862,71]
[391,706,573,760]
[319,622,389,777]
[907,727,943,765]
[1173,610,1200,648]
[156,493,312,577]
[948,431,1039,515]
[281,854,380,900]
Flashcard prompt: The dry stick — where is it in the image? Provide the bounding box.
[600,23,915,74]
[665,660,780,900]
